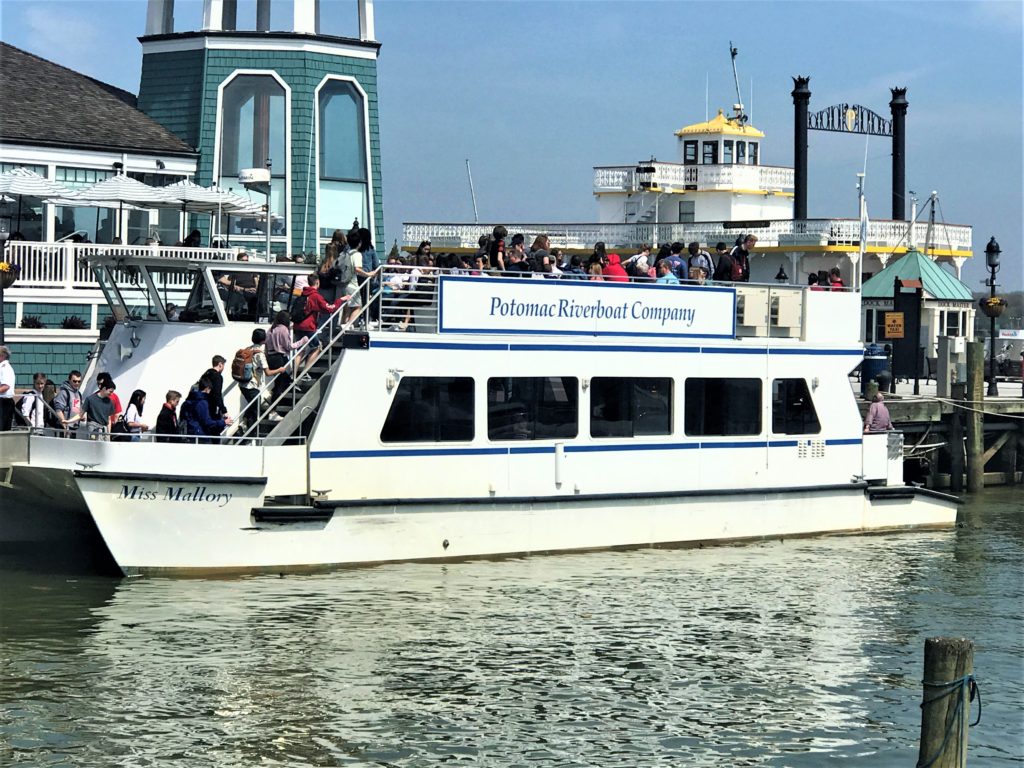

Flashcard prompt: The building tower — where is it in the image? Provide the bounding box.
[139,0,382,255]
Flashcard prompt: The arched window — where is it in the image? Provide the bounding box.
[318,79,368,239]
[220,74,287,237]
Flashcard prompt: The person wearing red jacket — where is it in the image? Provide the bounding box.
[294,273,346,381]
[603,252,629,282]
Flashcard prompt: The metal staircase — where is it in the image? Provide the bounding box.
[229,311,364,444]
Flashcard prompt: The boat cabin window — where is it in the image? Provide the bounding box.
[590,377,672,438]
[488,377,578,441]
[749,142,759,165]
[181,271,220,323]
[380,377,474,443]
[771,379,821,435]
[212,268,298,322]
[683,140,698,165]
[107,263,161,320]
[678,200,695,223]
[683,378,761,436]
[737,141,747,164]
[702,141,718,165]
[723,140,734,164]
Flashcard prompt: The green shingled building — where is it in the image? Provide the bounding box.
[861,249,976,357]
[138,0,384,257]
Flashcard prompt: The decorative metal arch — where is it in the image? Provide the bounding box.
[808,103,893,136]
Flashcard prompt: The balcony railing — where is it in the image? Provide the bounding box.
[2,242,245,290]
[593,162,794,194]
[403,219,973,254]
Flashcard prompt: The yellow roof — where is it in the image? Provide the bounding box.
[674,109,765,138]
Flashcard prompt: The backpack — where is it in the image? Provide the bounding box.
[336,251,356,287]
[728,249,745,281]
[290,293,309,325]
[231,346,255,382]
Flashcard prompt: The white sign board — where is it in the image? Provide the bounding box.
[998,329,1024,339]
[438,276,736,339]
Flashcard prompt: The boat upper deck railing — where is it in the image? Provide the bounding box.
[402,218,973,256]
[373,266,861,345]
[594,162,794,193]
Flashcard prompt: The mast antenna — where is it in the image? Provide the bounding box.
[465,158,479,224]
[729,42,747,124]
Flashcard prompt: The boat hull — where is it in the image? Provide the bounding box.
[0,464,118,573]
[73,476,958,576]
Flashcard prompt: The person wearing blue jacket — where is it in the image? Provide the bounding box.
[181,377,232,442]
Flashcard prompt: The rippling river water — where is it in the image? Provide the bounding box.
[2,488,1022,767]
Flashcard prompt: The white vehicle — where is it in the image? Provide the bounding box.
[0,250,959,576]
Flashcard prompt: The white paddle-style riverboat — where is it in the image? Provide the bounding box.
[0,247,959,575]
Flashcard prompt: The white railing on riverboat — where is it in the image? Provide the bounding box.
[3,242,247,289]
[403,218,973,254]
[593,162,794,194]
[372,266,857,343]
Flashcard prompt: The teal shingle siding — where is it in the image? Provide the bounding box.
[21,304,91,329]
[139,41,384,258]
[138,50,206,148]
[11,343,93,387]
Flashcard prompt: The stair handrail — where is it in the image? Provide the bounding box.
[228,277,386,439]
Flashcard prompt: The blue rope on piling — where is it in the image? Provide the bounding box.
[915,674,982,768]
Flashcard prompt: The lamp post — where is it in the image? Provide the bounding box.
[985,236,1000,397]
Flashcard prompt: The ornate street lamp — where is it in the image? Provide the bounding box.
[981,236,1002,396]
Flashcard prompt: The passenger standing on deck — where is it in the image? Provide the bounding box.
[18,372,48,430]
[354,227,381,323]
[267,311,300,401]
[725,234,756,282]
[864,392,894,433]
[487,226,507,271]
[294,273,346,381]
[0,346,15,431]
[237,328,286,425]
[122,389,150,440]
[202,356,228,421]
[81,380,116,439]
[664,243,686,279]
[181,377,232,442]
[319,229,347,303]
[340,230,363,325]
[687,242,715,283]
[655,260,680,285]
[829,267,846,291]
[95,372,122,428]
[603,252,629,282]
[52,369,83,436]
[155,390,182,443]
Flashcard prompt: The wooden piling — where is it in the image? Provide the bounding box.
[918,636,974,768]
[965,341,984,492]
[949,383,965,493]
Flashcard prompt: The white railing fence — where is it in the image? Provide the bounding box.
[403,219,973,253]
[3,242,245,289]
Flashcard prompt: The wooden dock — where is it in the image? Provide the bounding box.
[856,373,1024,490]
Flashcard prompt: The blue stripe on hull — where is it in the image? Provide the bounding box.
[311,438,861,460]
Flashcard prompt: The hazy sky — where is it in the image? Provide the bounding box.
[2,0,1021,290]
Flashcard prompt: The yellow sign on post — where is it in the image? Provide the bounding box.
[885,312,905,339]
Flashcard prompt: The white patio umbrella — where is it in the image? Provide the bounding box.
[0,167,74,235]
[64,174,183,240]
[164,179,265,244]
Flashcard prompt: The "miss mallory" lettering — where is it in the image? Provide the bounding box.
[118,485,233,508]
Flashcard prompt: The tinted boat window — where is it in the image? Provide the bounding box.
[772,379,821,435]
[684,378,761,436]
[380,377,474,443]
[590,377,672,438]
[488,377,578,441]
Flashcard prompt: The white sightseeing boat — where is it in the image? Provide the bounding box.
[0,246,959,576]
